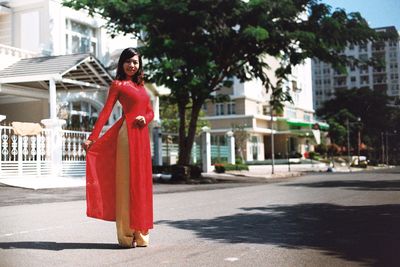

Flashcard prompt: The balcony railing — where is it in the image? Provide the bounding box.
[0,44,37,59]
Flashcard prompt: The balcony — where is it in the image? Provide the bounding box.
[0,44,38,70]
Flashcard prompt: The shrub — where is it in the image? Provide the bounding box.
[214,163,249,173]
[214,163,225,173]
[314,144,327,155]
[309,151,321,160]
[289,151,302,158]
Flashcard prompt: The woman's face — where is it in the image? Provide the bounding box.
[123,55,140,78]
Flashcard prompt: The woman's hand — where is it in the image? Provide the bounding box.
[135,115,146,128]
[82,139,94,151]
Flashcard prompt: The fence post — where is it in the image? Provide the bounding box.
[0,115,5,174]
[152,125,163,166]
[226,131,235,164]
[41,119,66,176]
[201,126,212,173]
[18,135,22,176]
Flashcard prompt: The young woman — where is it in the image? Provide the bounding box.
[83,47,154,248]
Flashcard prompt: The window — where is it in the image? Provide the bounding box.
[262,105,270,115]
[285,108,296,119]
[61,101,99,131]
[227,102,236,115]
[215,103,224,116]
[359,43,368,52]
[66,19,98,55]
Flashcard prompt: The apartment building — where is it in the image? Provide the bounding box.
[312,26,400,110]
[204,57,328,162]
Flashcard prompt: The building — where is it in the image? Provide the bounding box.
[203,56,328,163]
[312,26,400,110]
[0,0,163,127]
[0,0,163,177]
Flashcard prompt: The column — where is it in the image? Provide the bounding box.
[41,118,66,176]
[226,130,235,164]
[49,78,57,120]
[201,126,211,173]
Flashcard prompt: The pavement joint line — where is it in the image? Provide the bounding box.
[0,223,86,237]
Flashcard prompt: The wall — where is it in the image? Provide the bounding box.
[0,99,48,122]
[0,12,12,45]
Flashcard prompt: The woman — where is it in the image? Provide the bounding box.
[83,47,154,248]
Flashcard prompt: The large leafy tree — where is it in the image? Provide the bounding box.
[64,0,377,165]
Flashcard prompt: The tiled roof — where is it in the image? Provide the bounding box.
[0,53,91,78]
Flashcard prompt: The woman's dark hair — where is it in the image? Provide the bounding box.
[115,47,144,85]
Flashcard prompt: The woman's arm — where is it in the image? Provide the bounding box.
[134,99,154,128]
[87,81,119,142]
[144,99,154,125]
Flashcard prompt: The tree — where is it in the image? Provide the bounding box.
[159,95,209,137]
[317,87,398,162]
[64,0,377,165]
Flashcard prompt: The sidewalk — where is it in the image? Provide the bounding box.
[0,161,378,190]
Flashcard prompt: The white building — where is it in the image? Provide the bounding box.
[204,56,328,163]
[312,26,400,110]
[0,0,162,177]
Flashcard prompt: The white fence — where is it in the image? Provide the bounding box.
[0,124,89,177]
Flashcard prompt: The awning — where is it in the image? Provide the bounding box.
[0,53,113,120]
[285,118,329,130]
[0,53,113,95]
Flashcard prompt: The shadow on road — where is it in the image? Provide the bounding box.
[283,180,400,191]
[156,203,400,266]
[0,242,120,251]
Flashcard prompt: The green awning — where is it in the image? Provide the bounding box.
[286,119,329,130]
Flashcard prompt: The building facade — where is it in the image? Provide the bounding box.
[204,56,328,163]
[312,26,400,110]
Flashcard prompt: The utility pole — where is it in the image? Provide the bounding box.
[385,131,389,165]
[270,107,275,175]
[381,132,385,165]
[357,117,361,166]
[287,137,291,172]
[346,118,351,169]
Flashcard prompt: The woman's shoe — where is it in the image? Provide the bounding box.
[134,231,149,247]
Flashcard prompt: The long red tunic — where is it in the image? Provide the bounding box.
[85,80,154,230]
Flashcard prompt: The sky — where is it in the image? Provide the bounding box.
[322,0,400,30]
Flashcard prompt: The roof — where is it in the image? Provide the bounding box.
[0,53,113,91]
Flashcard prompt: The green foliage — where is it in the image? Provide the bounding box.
[317,87,400,161]
[63,0,378,165]
[214,163,249,173]
[309,151,321,160]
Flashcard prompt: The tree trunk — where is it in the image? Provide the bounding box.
[177,99,187,165]
[177,98,203,166]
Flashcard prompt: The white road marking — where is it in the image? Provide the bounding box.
[224,257,239,262]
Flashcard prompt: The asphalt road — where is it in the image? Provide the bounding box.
[0,168,399,267]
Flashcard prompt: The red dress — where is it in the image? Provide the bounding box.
[85,80,154,230]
